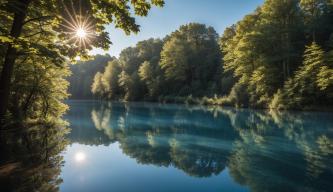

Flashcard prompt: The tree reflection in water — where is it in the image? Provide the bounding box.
[5,101,331,192]
[87,102,333,191]
[0,121,69,192]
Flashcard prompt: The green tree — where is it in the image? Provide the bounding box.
[270,42,332,109]
[9,53,70,120]
[219,25,237,95]
[160,23,221,96]
[300,0,333,42]
[222,0,306,108]
[91,72,107,99]
[92,38,164,101]
[0,0,164,120]
[317,35,333,93]
[68,54,113,99]
[139,61,163,98]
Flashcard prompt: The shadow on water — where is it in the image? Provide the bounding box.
[1,100,333,192]
[0,122,69,192]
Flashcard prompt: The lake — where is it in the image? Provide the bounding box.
[1,100,333,192]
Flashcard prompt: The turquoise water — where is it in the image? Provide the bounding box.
[1,100,332,191]
[60,101,333,192]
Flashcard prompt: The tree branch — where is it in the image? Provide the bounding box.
[22,15,53,25]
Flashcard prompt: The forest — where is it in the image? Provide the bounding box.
[0,0,164,124]
[1,1,333,191]
[68,54,113,99]
[88,0,333,110]
[1,0,333,127]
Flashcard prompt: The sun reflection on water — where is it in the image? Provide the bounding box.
[74,151,86,163]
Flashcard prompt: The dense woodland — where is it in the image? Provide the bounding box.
[68,54,113,99]
[91,0,333,110]
[0,0,332,190]
[0,0,164,123]
[1,0,333,126]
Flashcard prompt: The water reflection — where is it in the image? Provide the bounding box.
[65,101,333,192]
[0,122,69,192]
[2,101,332,192]
[74,152,86,163]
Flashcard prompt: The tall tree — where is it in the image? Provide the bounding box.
[91,72,107,98]
[97,59,122,99]
[0,0,164,120]
[316,35,333,95]
[160,23,221,96]
[68,54,113,99]
[300,0,332,42]
[270,42,331,109]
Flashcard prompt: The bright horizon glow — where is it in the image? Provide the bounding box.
[76,28,87,38]
[75,151,86,162]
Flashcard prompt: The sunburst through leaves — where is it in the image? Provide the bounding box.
[61,1,95,49]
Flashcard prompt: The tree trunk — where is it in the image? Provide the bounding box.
[0,0,31,120]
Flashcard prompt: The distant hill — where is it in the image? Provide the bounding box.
[68,54,114,99]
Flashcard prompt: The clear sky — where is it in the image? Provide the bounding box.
[90,0,264,57]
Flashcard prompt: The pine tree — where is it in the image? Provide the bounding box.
[317,35,333,96]
[271,42,328,109]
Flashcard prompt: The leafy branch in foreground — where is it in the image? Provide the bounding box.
[0,0,164,122]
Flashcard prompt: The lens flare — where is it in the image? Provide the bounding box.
[60,1,95,49]
[76,28,87,38]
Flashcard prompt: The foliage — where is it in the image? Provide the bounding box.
[270,42,333,109]
[92,38,164,101]
[0,0,164,122]
[91,2,333,111]
[68,54,113,99]
[92,24,223,101]
[220,0,333,109]
[160,23,221,96]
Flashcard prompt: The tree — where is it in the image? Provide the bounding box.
[300,0,332,42]
[0,0,164,120]
[270,42,332,109]
[68,54,113,99]
[8,52,70,120]
[316,34,333,96]
[91,72,107,99]
[87,0,333,110]
[91,38,164,101]
[160,23,221,96]
[221,0,308,108]
[101,59,122,99]
[221,10,262,107]
[139,61,164,98]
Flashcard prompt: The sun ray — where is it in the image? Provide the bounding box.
[63,2,79,28]
[60,0,95,50]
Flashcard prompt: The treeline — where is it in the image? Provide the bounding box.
[92,0,333,110]
[92,24,230,101]
[68,54,114,99]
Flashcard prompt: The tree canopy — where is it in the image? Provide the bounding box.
[92,23,223,101]
[0,0,164,122]
[91,0,333,110]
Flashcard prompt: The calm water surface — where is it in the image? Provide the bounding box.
[1,100,333,192]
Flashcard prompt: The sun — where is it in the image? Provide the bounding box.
[60,2,95,49]
[76,28,87,38]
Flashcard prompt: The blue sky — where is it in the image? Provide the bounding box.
[90,0,264,57]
